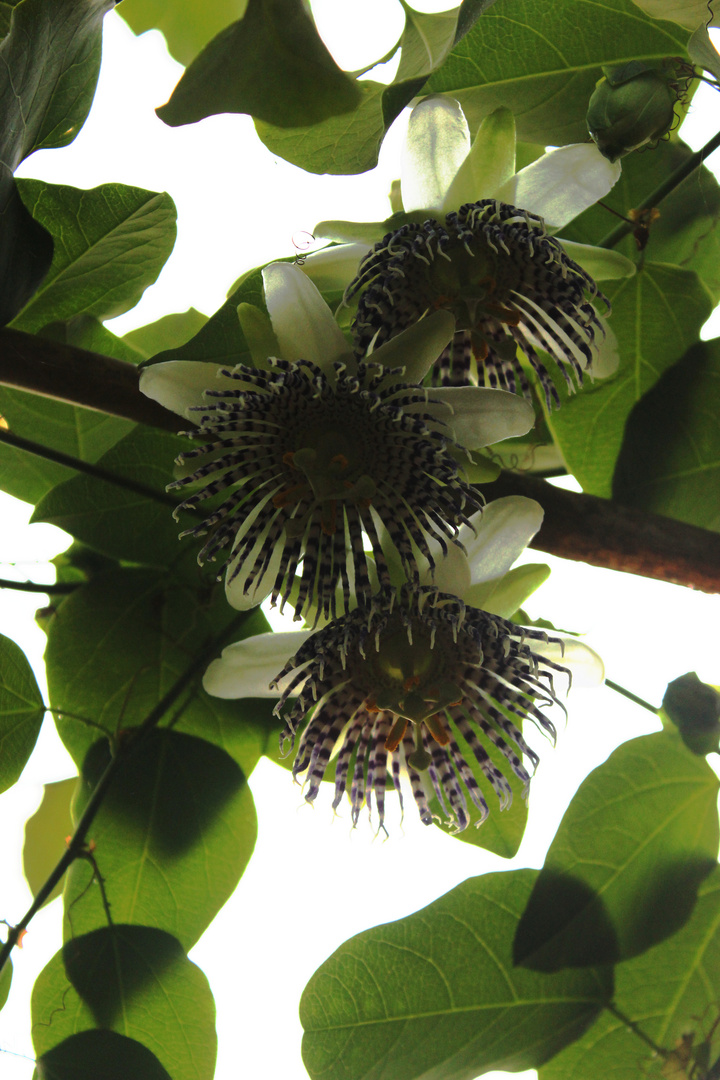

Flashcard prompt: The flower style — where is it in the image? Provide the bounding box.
[140,264,536,622]
[314,99,635,407]
[203,496,604,833]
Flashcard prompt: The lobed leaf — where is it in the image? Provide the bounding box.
[117,0,243,66]
[562,137,720,303]
[0,633,46,793]
[421,0,689,145]
[301,869,613,1080]
[32,926,216,1080]
[11,180,177,334]
[539,867,720,1080]
[0,0,114,323]
[157,0,361,129]
[514,731,720,970]
[64,730,257,950]
[546,263,713,498]
[613,337,720,532]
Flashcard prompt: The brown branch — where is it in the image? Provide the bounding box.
[0,327,181,431]
[2,328,719,593]
[490,471,720,594]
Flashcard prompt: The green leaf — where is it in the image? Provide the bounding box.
[36,1030,173,1080]
[301,869,613,1080]
[64,730,256,950]
[255,81,387,175]
[44,566,275,774]
[117,0,242,66]
[143,267,265,367]
[157,0,361,129]
[32,427,189,567]
[124,309,209,359]
[0,633,46,793]
[23,777,77,907]
[11,180,177,333]
[562,137,720,303]
[0,169,53,326]
[379,6,460,135]
[662,672,720,756]
[0,0,114,323]
[0,386,132,504]
[612,337,720,531]
[32,926,216,1080]
[421,0,689,145]
[546,264,713,498]
[539,867,720,1080]
[514,731,719,971]
[0,959,11,1012]
[42,313,147,365]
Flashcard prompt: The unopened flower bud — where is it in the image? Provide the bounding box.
[586,61,678,163]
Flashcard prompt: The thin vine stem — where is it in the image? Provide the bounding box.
[605,678,659,715]
[597,126,720,249]
[0,608,250,974]
[0,577,78,594]
[0,427,200,517]
[605,1003,667,1057]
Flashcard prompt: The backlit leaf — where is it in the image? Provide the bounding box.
[421,0,689,145]
[514,731,719,970]
[11,180,177,334]
[32,927,216,1080]
[63,730,257,950]
[36,1029,173,1080]
[23,777,77,907]
[539,867,720,1080]
[0,633,46,793]
[301,869,612,1080]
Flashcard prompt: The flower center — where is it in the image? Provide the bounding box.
[273,425,377,537]
[356,617,464,768]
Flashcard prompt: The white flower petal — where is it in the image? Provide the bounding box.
[459,496,545,585]
[300,243,371,290]
[402,96,471,214]
[429,540,472,597]
[533,634,605,689]
[371,310,455,382]
[592,317,620,379]
[262,262,349,371]
[559,239,635,281]
[225,536,285,612]
[442,106,516,211]
[433,386,535,448]
[495,144,622,229]
[464,562,551,619]
[203,631,313,699]
[139,360,238,420]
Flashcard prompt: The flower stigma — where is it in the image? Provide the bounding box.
[274,588,568,833]
[345,200,610,407]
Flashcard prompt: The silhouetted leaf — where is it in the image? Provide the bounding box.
[157,0,360,128]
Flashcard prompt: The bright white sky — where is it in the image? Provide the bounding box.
[1,7,719,1080]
